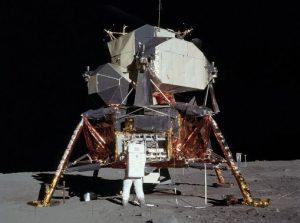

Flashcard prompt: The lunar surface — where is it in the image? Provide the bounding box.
[1,160,299,223]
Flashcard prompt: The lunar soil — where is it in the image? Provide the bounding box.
[0,160,299,223]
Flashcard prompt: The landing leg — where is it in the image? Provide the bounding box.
[208,116,270,207]
[93,170,99,178]
[213,166,233,188]
[214,167,225,185]
[28,118,84,207]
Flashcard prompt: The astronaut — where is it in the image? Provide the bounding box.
[122,142,146,207]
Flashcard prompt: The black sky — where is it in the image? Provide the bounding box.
[3,0,300,172]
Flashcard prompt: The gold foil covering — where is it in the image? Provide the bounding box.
[83,117,115,163]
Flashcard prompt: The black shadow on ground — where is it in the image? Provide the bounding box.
[31,173,226,206]
[174,182,216,188]
[32,173,158,204]
[32,173,123,201]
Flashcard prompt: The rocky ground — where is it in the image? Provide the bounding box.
[0,160,300,223]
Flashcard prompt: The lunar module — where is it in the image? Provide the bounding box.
[31,24,270,207]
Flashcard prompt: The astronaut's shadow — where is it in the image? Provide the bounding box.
[32,173,124,202]
[32,173,159,205]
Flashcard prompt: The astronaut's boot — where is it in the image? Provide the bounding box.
[139,198,146,207]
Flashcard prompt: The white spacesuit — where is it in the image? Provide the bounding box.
[122,142,146,207]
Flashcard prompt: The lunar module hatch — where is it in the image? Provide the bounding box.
[30,24,270,208]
